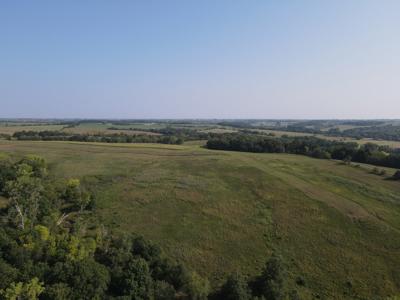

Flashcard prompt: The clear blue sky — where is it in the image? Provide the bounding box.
[1,0,399,119]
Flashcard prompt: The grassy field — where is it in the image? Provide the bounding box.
[1,141,400,298]
[64,124,161,135]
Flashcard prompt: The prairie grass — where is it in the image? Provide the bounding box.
[1,140,400,298]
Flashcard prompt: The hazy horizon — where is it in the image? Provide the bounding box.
[1,1,399,119]
[1,117,400,121]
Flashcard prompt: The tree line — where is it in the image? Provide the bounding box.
[11,128,217,145]
[206,134,400,171]
[108,126,213,141]
[0,155,299,299]
[327,125,400,141]
[12,130,184,145]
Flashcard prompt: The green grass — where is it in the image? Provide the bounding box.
[1,140,400,299]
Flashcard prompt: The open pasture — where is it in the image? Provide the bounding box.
[1,140,400,298]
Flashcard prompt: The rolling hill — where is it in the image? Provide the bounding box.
[1,140,399,299]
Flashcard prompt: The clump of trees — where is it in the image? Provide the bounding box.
[206,134,400,170]
[211,254,299,300]
[370,167,386,176]
[0,134,11,140]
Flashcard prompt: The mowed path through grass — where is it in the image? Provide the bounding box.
[1,140,400,299]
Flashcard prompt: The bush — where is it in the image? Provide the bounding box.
[251,255,285,300]
[371,167,386,176]
[154,281,176,300]
[182,271,210,300]
[215,273,251,300]
[393,170,400,180]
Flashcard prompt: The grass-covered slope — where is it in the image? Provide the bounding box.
[1,140,400,299]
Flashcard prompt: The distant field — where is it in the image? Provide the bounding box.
[105,122,219,130]
[64,122,162,135]
[109,122,170,130]
[2,121,400,149]
[1,140,400,299]
[255,129,400,148]
[320,124,371,132]
[0,122,160,136]
[0,124,66,134]
[198,128,238,134]
[0,121,223,136]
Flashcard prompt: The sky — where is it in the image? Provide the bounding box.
[1,0,399,119]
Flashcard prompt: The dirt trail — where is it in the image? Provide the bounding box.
[273,170,371,219]
[237,154,372,220]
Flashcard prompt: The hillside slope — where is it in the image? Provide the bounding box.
[1,141,400,299]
